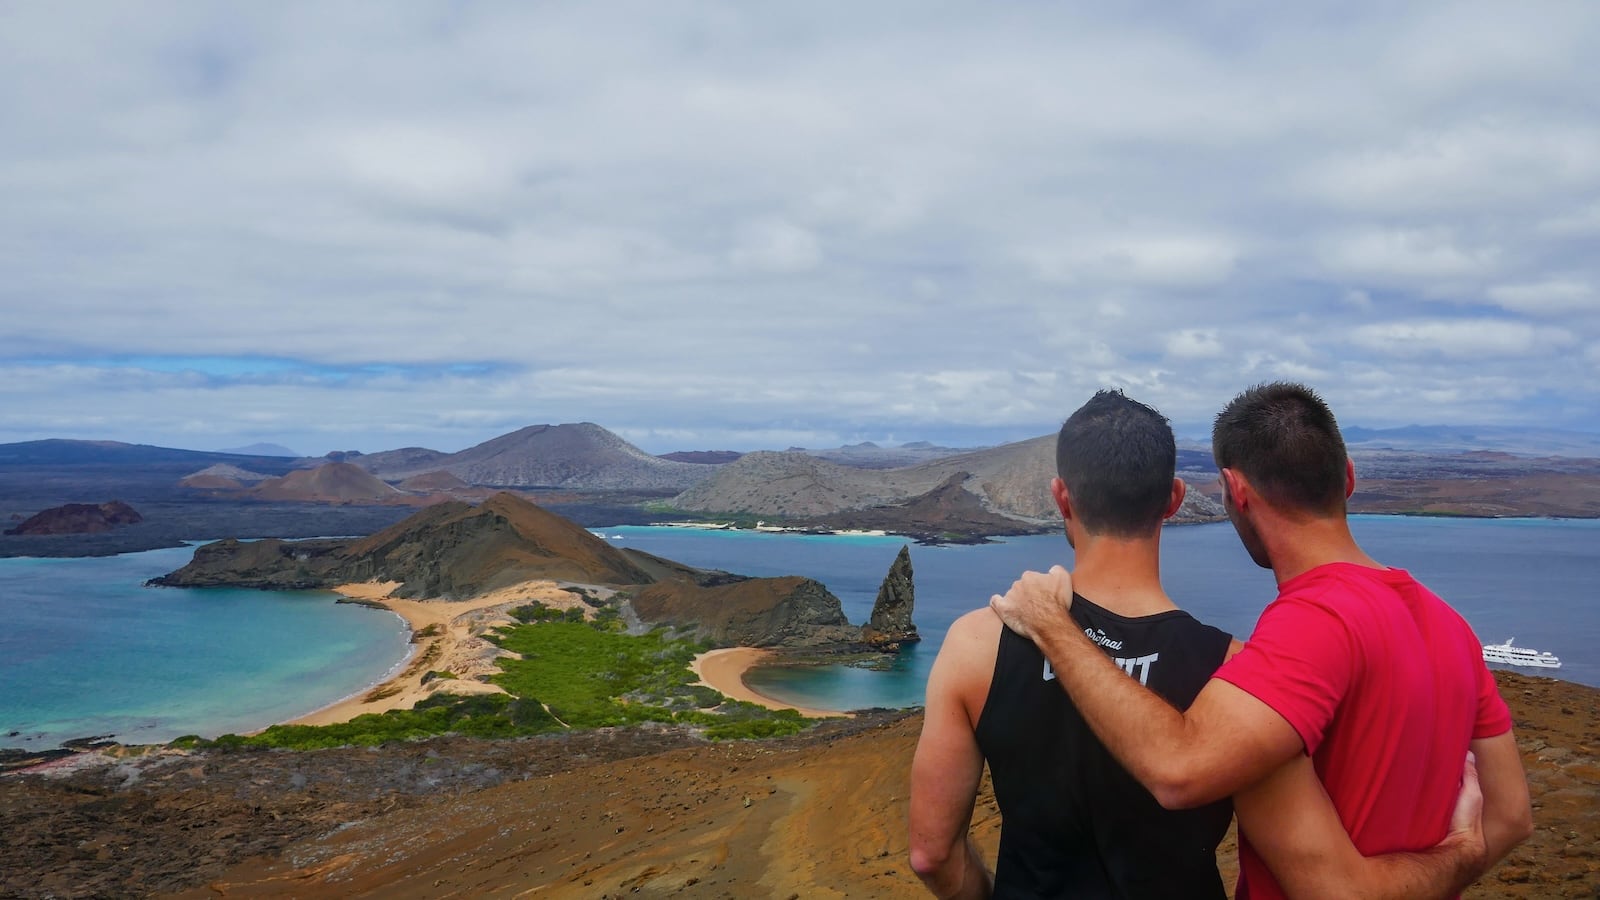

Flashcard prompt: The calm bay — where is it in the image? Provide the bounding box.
[0,516,1593,748]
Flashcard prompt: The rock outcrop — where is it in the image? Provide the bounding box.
[5,501,143,536]
[861,545,920,650]
[630,576,858,648]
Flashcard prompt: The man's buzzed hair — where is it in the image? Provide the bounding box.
[1212,381,1348,514]
[1055,390,1177,537]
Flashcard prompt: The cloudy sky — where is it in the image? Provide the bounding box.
[4,3,1598,455]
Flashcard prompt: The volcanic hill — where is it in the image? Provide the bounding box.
[152,492,872,648]
[4,501,142,536]
[352,423,716,491]
[249,461,405,503]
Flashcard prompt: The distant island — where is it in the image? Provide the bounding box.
[3,420,1598,559]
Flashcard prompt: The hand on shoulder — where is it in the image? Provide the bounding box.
[989,565,1074,641]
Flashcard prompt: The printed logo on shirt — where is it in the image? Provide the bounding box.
[1044,651,1160,685]
[1083,627,1124,651]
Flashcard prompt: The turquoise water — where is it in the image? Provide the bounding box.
[599,517,1600,711]
[3,518,1594,748]
[0,545,411,750]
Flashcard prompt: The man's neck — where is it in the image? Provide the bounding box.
[1070,533,1177,618]
[1262,511,1385,585]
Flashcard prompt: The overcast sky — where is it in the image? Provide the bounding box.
[3,3,1598,455]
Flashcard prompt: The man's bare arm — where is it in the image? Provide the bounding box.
[1471,730,1534,867]
[990,566,1302,807]
[1238,753,1488,899]
[909,611,997,899]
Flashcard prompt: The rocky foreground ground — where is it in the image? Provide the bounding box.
[1,672,1595,899]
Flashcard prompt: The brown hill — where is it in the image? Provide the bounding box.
[150,493,865,646]
[632,576,860,647]
[342,493,654,596]
[801,471,1042,540]
[355,423,717,491]
[250,462,404,503]
[8,672,1592,898]
[4,501,142,536]
[154,494,653,598]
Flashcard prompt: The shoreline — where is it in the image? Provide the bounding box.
[280,580,587,728]
[690,647,847,719]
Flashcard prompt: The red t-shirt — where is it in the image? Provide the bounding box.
[1214,563,1512,900]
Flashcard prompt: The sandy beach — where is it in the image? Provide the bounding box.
[284,580,591,727]
[285,582,846,727]
[691,647,846,719]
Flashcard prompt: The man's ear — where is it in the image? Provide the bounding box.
[1220,468,1247,510]
[1050,476,1071,521]
[1162,477,1187,520]
[1344,457,1357,499]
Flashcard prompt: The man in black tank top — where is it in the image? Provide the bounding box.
[910,390,1236,898]
[909,391,1480,899]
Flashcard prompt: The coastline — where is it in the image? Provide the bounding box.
[690,647,846,719]
[281,580,587,728]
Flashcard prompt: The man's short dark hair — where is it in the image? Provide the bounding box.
[1055,390,1176,537]
[1212,382,1347,514]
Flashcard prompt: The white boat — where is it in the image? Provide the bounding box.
[1482,638,1561,669]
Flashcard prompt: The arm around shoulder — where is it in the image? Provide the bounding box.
[1238,753,1487,900]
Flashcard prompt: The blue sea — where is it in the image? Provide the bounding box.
[592,516,1600,711]
[1,517,1594,748]
[0,545,412,750]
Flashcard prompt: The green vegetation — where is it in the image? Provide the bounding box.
[179,600,815,751]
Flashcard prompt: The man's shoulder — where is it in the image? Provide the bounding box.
[948,607,1005,643]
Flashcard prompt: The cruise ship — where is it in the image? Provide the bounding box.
[1481,637,1562,670]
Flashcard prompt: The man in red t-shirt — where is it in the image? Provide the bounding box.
[990,382,1533,898]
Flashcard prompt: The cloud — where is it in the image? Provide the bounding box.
[0,3,1597,451]
[1485,280,1598,315]
[1349,319,1574,359]
[729,219,822,273]
[1318,228,1501,283]
[1165,329,1224,360]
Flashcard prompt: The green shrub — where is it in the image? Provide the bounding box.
[173,618,824,751]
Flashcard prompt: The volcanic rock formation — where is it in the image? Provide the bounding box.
[151,492,859,648]
[861,545,920,650]
[631,576,860,648]
[4,501,143,535]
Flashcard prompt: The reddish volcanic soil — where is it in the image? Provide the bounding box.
[0,674,1595,899]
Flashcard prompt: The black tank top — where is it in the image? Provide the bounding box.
[975,594,1234,899]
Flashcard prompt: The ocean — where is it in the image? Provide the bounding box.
[594,516,1600,711]
[1,517,1594,748]
[0,545,412,750]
